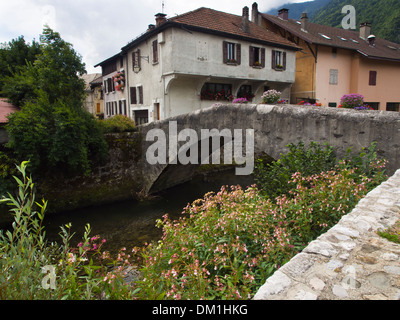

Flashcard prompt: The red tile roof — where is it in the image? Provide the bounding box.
[119,7,301,55]
[168,7,300,49]
[0,99,19,124]
[262,13,400,62]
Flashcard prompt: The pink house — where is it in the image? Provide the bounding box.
[261,8,400,111]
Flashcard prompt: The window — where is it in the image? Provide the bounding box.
[201,83,232,101]
[223,41,241,64]
[118,100,126,115]
[134,110,149,125]
[152,40,158,63]
[387,103,400,112]
[329,69,338,85]
[365,102,379,110]
[250,46,265,67]
[237,85,254,101]
[130,87,137,104]
[271,50,286,70]
[104,78,115,93]
[369,71,377,86]
[132,49,141,72]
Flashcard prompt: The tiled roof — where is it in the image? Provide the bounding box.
[119,7,301,55]
[168,7,300,49]
[0,99,18,124]
[262,13,400,62]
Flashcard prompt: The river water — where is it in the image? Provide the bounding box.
[41,169,255,255]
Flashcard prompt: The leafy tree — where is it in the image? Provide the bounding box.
[0,36,41,95]
[5,27,108,177]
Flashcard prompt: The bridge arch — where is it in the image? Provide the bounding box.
[139,104,400,194]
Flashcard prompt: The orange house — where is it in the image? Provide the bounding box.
[260,8,400,111]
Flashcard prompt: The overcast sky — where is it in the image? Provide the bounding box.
[0,0,306,73]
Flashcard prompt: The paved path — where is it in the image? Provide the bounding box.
[254,170,400,300]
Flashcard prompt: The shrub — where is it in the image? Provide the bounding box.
[6,96,108,176]
[254,141,336,200]
[261,90,281,104]
[338,93,372,110]
[99,115,136,133]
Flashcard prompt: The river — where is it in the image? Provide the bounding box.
[40,169,255,256]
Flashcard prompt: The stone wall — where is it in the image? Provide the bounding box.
[254,169,400,300]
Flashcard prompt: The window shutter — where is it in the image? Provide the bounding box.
[261,48,265,68]
[283,52,287,70]
[153,40,158,63]
[369,71,377,86]
[138,86,143,104]
[249,46,255,66]
[132,52,135,71]
[107,78,113,92]
[271,50,276,68]
[236,43,241,65]
[130,87,137,104]
[223,41,228,63]
[104,80,108,93]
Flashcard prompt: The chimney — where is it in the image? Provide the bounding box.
[278,8,289,21]
[368,34,376,46]
[301,12,308,31]
[155,13,167,27]
[360,22,371,40]
[251,2,259,25]
[147,24,155,32]
[242,6,250,33]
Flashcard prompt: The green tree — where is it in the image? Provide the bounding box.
[0,36,41,96]
[5,26,108,177]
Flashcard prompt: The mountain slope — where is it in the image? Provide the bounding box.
[266,0,332,20]
[312,0,400,44]
[266,0,400,44]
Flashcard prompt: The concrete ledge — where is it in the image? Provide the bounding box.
[254,169,400,300]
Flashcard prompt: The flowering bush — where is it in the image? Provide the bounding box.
[113,71,125,91]
[261,90,281,104]
[232,97,248,104]
[277,99,288,104]
[131,142,387,300]
[338,93,372,110]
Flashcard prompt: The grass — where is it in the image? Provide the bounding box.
[378,218,400,244]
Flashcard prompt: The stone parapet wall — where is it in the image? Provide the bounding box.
[254,169,400,300]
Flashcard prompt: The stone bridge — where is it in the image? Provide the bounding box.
[40,103,400,213]
[139,103,400,194]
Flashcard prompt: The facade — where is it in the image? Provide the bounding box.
[89,75,104,117]
[95,5,300,123]
[81,73,103,115]
[262,9,400,110]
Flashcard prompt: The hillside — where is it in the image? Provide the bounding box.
[312,0,400,44]
[266,0,400,44]
[266,0,332,20]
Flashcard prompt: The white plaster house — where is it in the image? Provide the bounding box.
[95,4,300,124]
